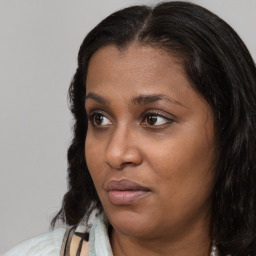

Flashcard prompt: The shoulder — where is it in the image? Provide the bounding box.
[3,228,66,256]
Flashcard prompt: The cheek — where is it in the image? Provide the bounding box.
[145,125,215,197]
[85,135,104,185]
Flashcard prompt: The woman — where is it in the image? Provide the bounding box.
[4,1,256,256]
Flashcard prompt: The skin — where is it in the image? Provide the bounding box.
[85,43,216,256]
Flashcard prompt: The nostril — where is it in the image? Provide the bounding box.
[104,147,143,170]
[105,161,139,170]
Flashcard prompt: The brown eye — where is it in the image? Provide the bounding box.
[143,113,174,126]
[94,114,104,125]
[89,112,112,127]
[146,115,158,125]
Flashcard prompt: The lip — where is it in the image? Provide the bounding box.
[105,179,150,205]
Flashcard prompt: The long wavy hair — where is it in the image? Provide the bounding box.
[52,2,256,255]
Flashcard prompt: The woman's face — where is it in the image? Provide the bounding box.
[85,44,215,241]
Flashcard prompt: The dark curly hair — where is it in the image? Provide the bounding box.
[52,2,256,255]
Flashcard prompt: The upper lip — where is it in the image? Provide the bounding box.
[105,179,150,191]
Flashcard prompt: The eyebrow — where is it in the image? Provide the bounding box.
[85,93,110,105]
[132,94,182,106]
[85,92,184,107]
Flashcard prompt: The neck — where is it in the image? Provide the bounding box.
[111,226,212,256]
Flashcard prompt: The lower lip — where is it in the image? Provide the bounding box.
[108,190,149,205]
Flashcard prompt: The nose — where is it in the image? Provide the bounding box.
[104,126,143,170]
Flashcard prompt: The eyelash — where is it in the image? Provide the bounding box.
[88,110,113,128]
[87,110,175,129]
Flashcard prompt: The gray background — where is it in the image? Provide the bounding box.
[0,0,255,254]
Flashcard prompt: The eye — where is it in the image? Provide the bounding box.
[88,112,112,127]
[142,113,174,126]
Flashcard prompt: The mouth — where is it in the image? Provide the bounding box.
[105,179,150,205]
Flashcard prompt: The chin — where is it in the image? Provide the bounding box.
[104,207,156,238]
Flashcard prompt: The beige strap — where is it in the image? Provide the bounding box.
[70,234,89,256]
[60,226,89,256]
[60,226,75,256]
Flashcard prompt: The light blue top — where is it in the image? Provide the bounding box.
[2,228,66,256]
[2,214,112,256]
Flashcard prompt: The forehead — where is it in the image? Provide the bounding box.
[86,43,189,93]
[86,44,212,117]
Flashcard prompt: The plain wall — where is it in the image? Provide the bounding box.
[0,0,255,254]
